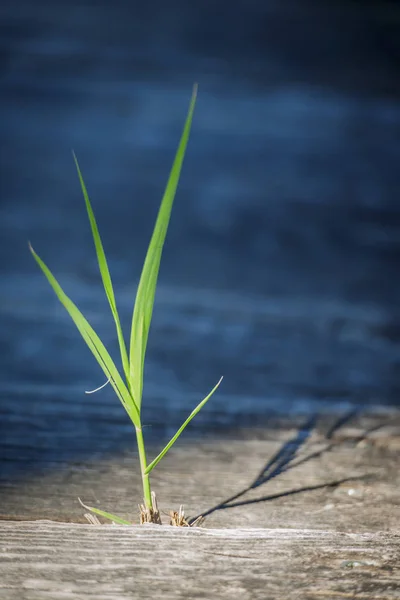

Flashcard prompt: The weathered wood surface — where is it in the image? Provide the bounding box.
[0,412,399,599]
[1,412,399,527]
[0,521,398,600]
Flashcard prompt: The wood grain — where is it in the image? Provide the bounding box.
[0,521,398,600]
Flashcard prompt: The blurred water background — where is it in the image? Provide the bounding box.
[1,0,399,480]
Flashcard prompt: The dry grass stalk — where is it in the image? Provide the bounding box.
[139,491,162,524]
[169,505,190,527]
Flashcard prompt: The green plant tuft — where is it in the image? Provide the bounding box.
[30,85,223,525]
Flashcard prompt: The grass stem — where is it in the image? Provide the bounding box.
[135,426,152,509]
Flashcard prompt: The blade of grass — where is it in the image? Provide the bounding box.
[144,376,223,475]
[31,86,224,521]
[78,498,132,525]
[129,84,198,409]
[73,152,130,387]
[29,244,140,427]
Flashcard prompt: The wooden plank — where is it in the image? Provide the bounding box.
[0,413,399,599]
[1,413,399,529]
[0,521,398,600]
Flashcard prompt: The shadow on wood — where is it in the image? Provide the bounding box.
[189,410,374,524]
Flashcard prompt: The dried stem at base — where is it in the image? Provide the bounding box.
[169,505,190,527]
[138,492,204,527]
[139,491,162,524]
[83,513,102,525]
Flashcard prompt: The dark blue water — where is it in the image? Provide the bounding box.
[1,0,399,480]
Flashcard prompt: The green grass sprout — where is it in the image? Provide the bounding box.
[78,498,132,525]
[30,85,223,524]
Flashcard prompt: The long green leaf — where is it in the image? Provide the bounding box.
[73,153,130,387]
[144,376,223,475]
[78,498,132,525]
[29,244,140,427]
[129,84,198,408]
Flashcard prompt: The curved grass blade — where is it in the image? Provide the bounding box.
[129,84,198,408]
[144,376,223,475]
[78,498,132,525]
[29,244,140,427]
[73,153,130,387]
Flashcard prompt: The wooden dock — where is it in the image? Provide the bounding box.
[1,411,399,599]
